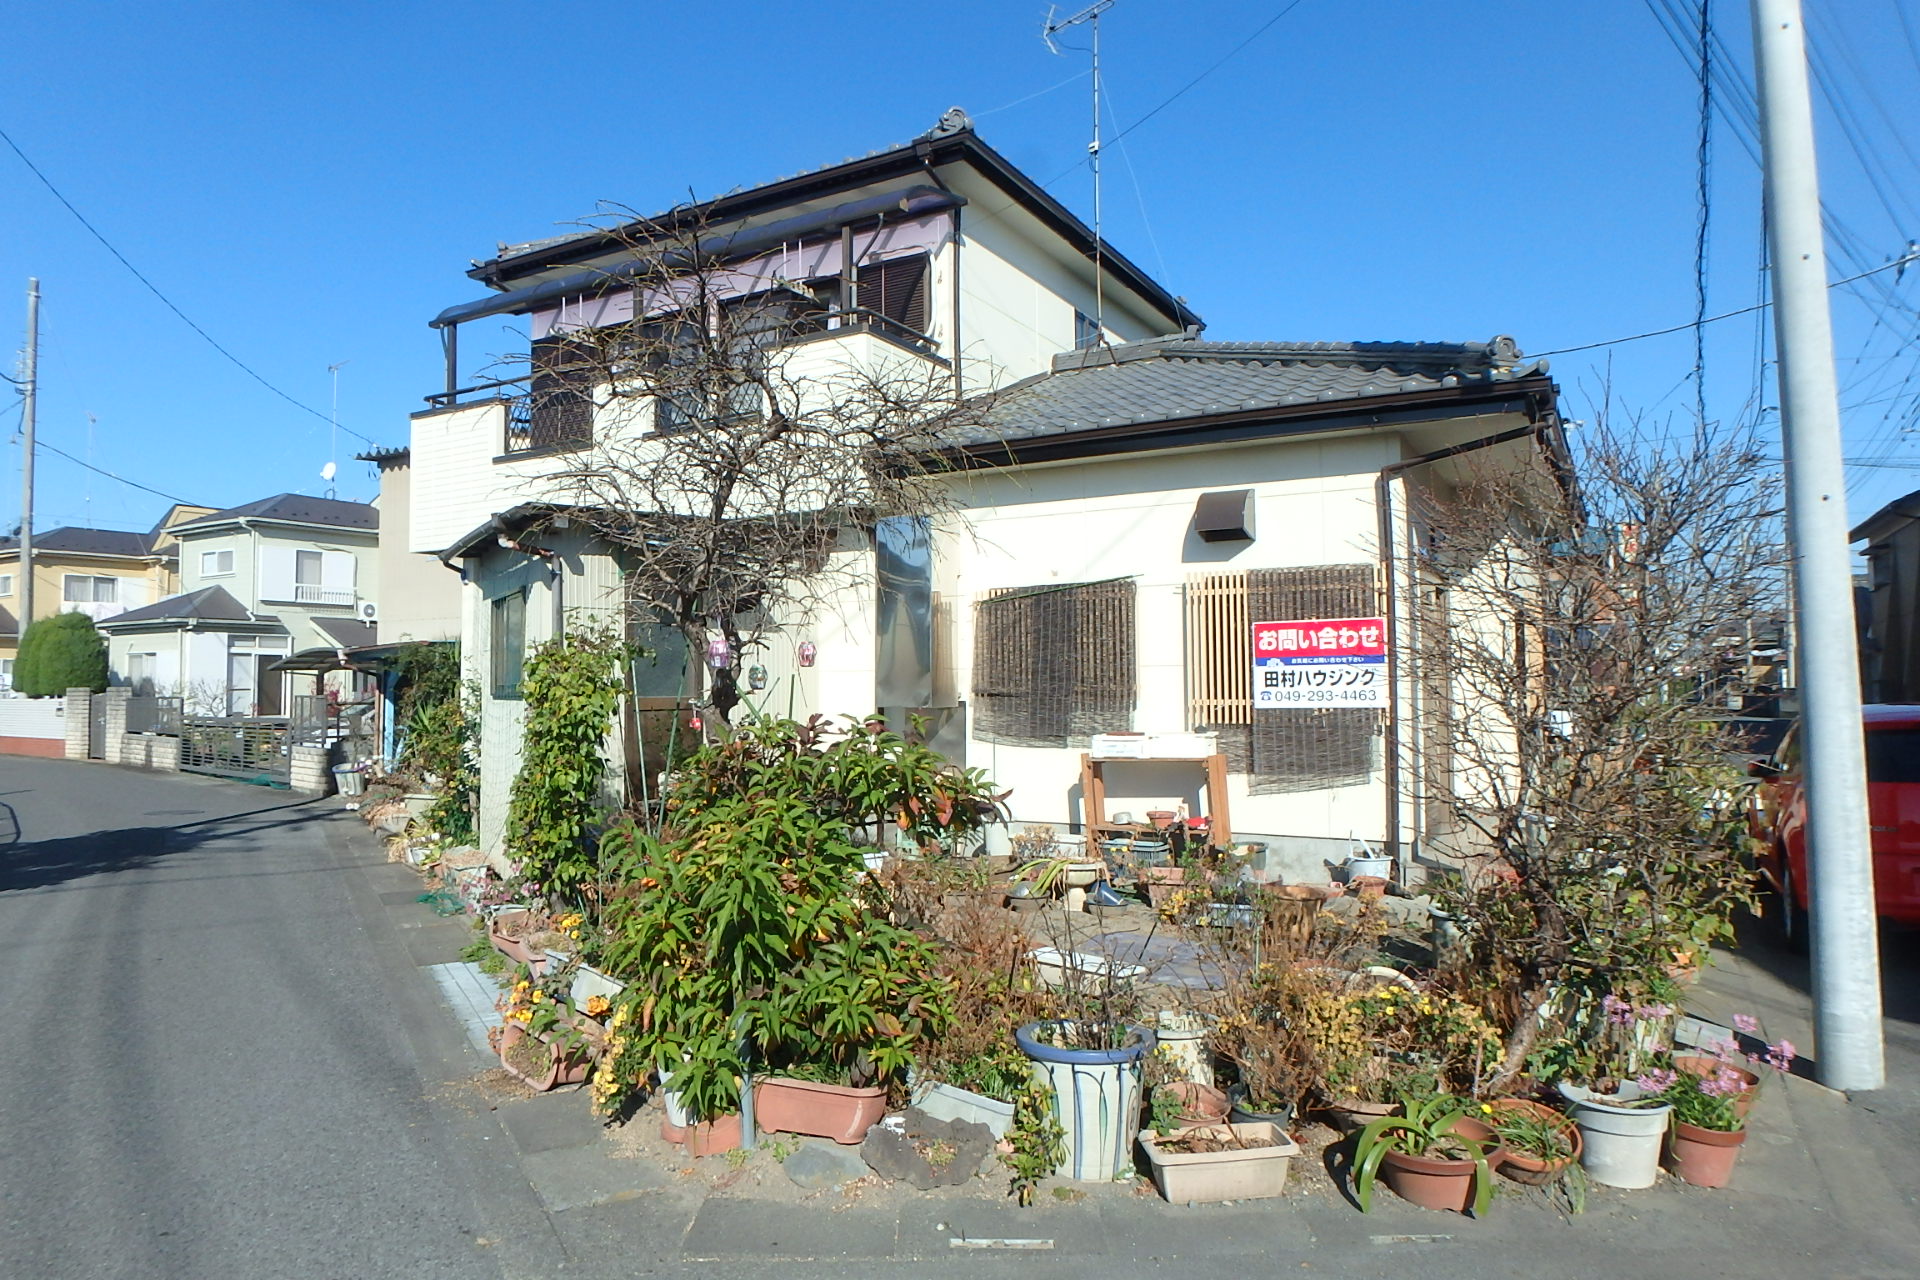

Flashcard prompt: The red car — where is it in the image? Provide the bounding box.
[1751,704,1920,943]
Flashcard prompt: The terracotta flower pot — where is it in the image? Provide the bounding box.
[497,1021,593,1092]
[1146,810,1177,830]
[684,1113,743,1157]
[1376,1142,1493,1213]
[1348,875,1390,901]
[1488,1098,1582,1185]
[1329,1097,1400,1133]
[1159,1081,1230,1127]
[488,910,538,967]
[753,1077,889,1145]
[1666,1120,1747,1188]
[1672,1055,1760,1118]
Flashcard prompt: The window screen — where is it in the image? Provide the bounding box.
[972,578,1134,747]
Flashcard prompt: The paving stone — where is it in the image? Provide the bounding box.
[518,1146,675,1213]
[425,960,501,1056]
[497,1094,609,1155]
[681,1199,900,1259]
[782,1139,871,1190]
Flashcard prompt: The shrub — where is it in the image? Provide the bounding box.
[14,611,108,696]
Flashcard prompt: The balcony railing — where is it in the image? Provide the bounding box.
[293,585,356,606]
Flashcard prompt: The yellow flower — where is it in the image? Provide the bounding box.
[1480,1103,1494,1114]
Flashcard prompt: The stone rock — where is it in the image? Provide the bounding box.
[860,1107,994,1191]
[781,1139,870,1190]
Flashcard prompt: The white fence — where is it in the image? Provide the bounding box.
[0,696,66,743]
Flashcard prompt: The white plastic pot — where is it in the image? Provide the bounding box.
[909,1079,1016,1140]
[1558,1081,1672,1189]
[1152,1010,1215,1086]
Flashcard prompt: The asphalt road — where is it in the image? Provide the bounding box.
[0,758,505,1280]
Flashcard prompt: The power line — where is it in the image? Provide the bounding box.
[33,437,198,506]
[1105,0,1309,149]
[1531,252,1920,358]
[0,124,375,445]
[1690,0,1714,428]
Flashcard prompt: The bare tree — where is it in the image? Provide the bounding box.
[499,206,995,721]
[1408,421,1784,1084]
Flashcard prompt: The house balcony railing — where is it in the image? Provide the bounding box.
[293,585,356,606]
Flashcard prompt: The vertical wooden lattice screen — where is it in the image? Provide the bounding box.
[973,578,1135,747]
[1186,565,1382,793]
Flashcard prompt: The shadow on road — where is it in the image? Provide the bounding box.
[0,798,339,895]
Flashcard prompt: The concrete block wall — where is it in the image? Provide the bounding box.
[64,688,91,759]
[100,690,130,765]
[116,734,181,771]
[290,745,333,796]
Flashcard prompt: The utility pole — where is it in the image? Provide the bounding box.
[1751,0,1885,1091]
[18,278,38,636]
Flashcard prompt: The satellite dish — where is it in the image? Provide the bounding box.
[320,461,337,482]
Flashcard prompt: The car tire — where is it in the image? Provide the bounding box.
[1776,853,1811,953]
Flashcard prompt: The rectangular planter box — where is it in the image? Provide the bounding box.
[569,963,625,1010]
[1139,1122,1301,1204]
[753,1077,888,1145]
[1027,947,1147,991]
[909,1079,1016,1140]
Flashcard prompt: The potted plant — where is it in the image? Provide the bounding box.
[910,1046,1026,1140]
[1138,1121,1302,1204]
[487,907,546,969]
[1352,1094,1500,1215]
[1548,993,1678,1189]
[1488,1097,1582,1186]
[1016,1018,1155,1181]
[497,976,598,1092]
[1650,1031,1793,1187]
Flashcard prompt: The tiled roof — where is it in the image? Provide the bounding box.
[97,585,254,628]
[0,526,158,557]
[964,335,1547,447]
[175,494,378,532]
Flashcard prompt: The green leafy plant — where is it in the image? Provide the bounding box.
[505,627,629,898]
[1006,1078,1065,1207]
[1352,1094,1497,1216]
[591,716,992,1121]
[13,611,108,696]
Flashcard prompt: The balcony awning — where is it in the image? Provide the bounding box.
[430,186,964,330]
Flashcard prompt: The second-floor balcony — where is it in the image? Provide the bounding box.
[293,584,356,607]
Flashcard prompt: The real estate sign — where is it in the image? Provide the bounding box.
[1252,616,1388,708]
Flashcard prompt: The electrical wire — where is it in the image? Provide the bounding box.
[1691,0,1714,429]
[1531,253,1920,359]
[1104,0,1309,149]
[0,123,375,445]
[31,437,199,506]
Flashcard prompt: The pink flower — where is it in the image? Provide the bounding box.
[1700,1067,1751,1097]
[1637,1002,1675,1021]
[1765,1039,1797,1072]
[1731,1013,1759,1035]
[1602,993,1633,1025]
[1635,1068,1678,1093]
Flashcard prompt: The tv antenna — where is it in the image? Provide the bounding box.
[326,360,348,497]
[1043,0,1115,343]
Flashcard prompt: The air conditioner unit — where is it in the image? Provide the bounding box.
[358,601,379,623]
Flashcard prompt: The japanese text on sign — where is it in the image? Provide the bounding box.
[1252,616,1388,708]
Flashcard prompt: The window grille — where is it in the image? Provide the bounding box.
[1185,564,1382,793]
[973,578,1135,747]
[526,334,596,451]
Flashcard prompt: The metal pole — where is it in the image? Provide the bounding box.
[18,278,38,636]
[1751,0,1885,1091]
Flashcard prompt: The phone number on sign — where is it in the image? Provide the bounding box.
[1258,688,1385,706]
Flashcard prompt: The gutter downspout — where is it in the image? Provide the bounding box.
[1374,420,1552,881]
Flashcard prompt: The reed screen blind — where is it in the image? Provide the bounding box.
[973,578,1135,747]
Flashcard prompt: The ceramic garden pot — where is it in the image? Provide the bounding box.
[1158,1081,1230,1127]
[497,1022,593,1093]
[1016,1020,1154,1181]
[1666,1121,1747,1188]
[1672,1055,1760,1119]
[684,1113,743,1157]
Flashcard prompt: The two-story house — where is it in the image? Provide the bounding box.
[402,110,1566,879]
[98,494,379,713]
[0,503,214,692]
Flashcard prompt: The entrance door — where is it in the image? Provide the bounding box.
[254,654,284,716]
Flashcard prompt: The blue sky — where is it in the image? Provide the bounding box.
[5,1,1919,538]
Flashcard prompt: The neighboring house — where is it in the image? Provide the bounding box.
[0,503,213,693]
[1854,488,1920,701]
[356,446,460,644]
[403,111,1567,874]
[97,494,379,714]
